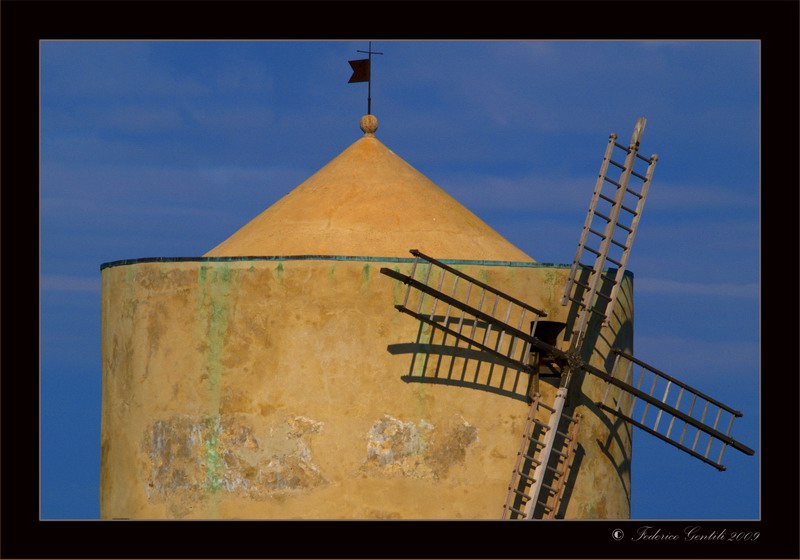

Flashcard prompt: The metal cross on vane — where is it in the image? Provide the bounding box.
[348,41,383,115]
[379,117,755,520]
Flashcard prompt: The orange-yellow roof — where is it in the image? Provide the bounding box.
[205,117,534,262]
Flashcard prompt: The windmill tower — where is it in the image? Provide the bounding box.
[99,111,753,519]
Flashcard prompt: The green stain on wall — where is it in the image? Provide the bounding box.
[391,266,403,304]
[275,262,284,282]
[196,265,208,318]
[204,416,223,493]
[507,267,517,285]
[542,269,560,308]
[362,263,370,286]
[413,323,434,378]
[197,264,232,417]
[413,383,428,419]
[418,263,432,283]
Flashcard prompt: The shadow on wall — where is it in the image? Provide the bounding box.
[564,272,634,508]
[387,317,535,404]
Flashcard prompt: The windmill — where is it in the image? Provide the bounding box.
[380,117,755,520]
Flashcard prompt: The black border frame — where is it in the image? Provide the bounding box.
[3,1,797,558]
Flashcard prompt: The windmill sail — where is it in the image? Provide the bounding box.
[592,349,755,470]
[501,391,583,519]
[562,117,658,344]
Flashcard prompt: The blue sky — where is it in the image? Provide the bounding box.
[40,40,759,520]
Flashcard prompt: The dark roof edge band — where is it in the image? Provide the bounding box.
[99,255,633,278]
[101,255,568,270]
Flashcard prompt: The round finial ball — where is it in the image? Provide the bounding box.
[360,114,378,135]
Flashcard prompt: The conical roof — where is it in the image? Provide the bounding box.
[205,116,534,262]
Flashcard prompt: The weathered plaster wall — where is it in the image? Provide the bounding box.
[100,257,632,519]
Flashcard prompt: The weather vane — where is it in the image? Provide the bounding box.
[348,41,383,115]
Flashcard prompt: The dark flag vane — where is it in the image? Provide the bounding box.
[348,42,383,115]
[348,59,370,83]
